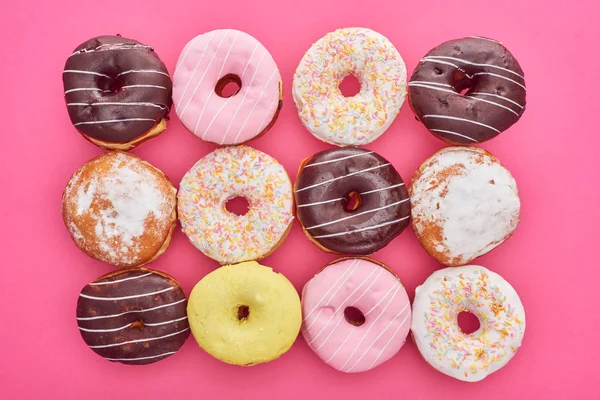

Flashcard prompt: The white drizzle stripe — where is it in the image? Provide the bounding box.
[176,32,215,112]
[64,88,106,94]
[219,50,268,143]
[70,44,153,57]
[310,267,382,347]
[304,151,375,168]
[423,56,524,79]
[347,305,410,372]
[174,36,198,75]
[115,69,170,78]
[232,69,278,143]
[472,72,527,90]
[470,92,524,109]
[306,199,408,230]
[303,260,359,322]
[430,129,479,143]
[339,286,401,371]
[180,32,228,119]
[409,83,519,115]
[89,328,189,349]
[366,312,412,370]
[408,81,452,88]
[360,183,405,195]
[73,118,156,127]
[325,329,355,363]
[296,164,391,193]
[79,316,188,333]
[468,36,500,43]
[303,260,361,331]
[312,216,409,239]
[79,286,174,301]
[422,115,500,133]
[76,299,186,321]
[297,184,405,208]
[363,283,397,316]
[121,84,167,90]
[255,95,278,136]
[89,272,153,286]
[67,102,167,110]
[63,70,110,78]
[195,31,240,137]
[419,60,473,78]
[105,351,176,362]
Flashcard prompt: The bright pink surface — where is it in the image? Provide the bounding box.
[0,1,598,398]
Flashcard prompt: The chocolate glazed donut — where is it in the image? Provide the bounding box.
[76,268,189,365]
[294,148,410,255]
[408,36,526,144]
[63,35,172,150]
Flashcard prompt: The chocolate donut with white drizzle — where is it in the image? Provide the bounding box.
[408,36,526,144]
[76,268,189,365]
[63,35,172,150]
[294,148,410,255]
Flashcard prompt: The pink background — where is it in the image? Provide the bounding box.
[1,0,598,398]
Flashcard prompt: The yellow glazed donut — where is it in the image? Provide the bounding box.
[187,261,302,366]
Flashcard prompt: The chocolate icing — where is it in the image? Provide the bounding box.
[295,148,410,255]
[63,35,172,144]
[408,36,526,144]
[76,268,189,365]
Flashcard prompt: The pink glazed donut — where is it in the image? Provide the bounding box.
[301,257,411,373]
[173,29,283,145]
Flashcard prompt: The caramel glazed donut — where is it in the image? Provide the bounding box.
[295,148,410,255]
[63,35,172,150]
[408,36,526,144]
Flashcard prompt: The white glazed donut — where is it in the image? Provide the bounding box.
[177,146,294,264]
[411,265,526,382]
[292,27,407,146]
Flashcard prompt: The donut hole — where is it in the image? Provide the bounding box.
[107,78,124,94]
[338,74,361,97]
[342,191,362,212]
[215,74,242,98]
[457,311,480,334]
[237,305,250,321]
[225,196,250,216]
[344,306,366,326]
[452,72,473,96]
[129,320,145,330]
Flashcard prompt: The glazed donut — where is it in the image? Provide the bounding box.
[302,257,411,373]
[173,29,282,145]
[63,35,172,150]
[178,146,293,264]
[293,27,407,146]
[187,261,302,366]
[77,268,190,365]
[62,151,177,268]
[294,148,410,255]
[409,147,520,266]
[408,36,526,144]
[411,265,526,382]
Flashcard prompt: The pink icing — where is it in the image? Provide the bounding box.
[173,29,281,145]
[301,258,411,373]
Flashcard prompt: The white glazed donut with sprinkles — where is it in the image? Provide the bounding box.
[293,27,407,146]
[177,146,294,265]
[411,265,526,382]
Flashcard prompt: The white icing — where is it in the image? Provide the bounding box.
[305,199,408,230]
[76,180,96,215]
[89,272,153,285]
[79,286,174,301]
[469,92,524,109]
[115,69,170,78]
[295,163,391,192]
[67,102,168,110]
[472,72,527,90]
[312,216,409,239]
[89,327,189,349]
[73,118,156,126]
[410,147,520,265]
[430,129,478,143]
[78,316,187,333]
[422,56,524,79]
[304,151,374,168]
[63,70,110,78]
[422,115,500,133]
[120,84,167,90]
[76,298,186,321]
[105,351,177,362]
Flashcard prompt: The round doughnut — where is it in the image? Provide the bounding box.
[178,146,293,264]
[408,36,526,144]
[411,265,526,382]
[409,147,520,266]
[293,27,407,146]
[294,147,410,255]
[76,268,190,365]
[63,35,172,150]
[302,257,411,373]
[173,29,282,145]
[62,151,177,268]
[187,261,301,366]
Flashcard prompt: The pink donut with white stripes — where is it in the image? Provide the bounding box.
[301,257,411,373]
[173,29,282,145]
